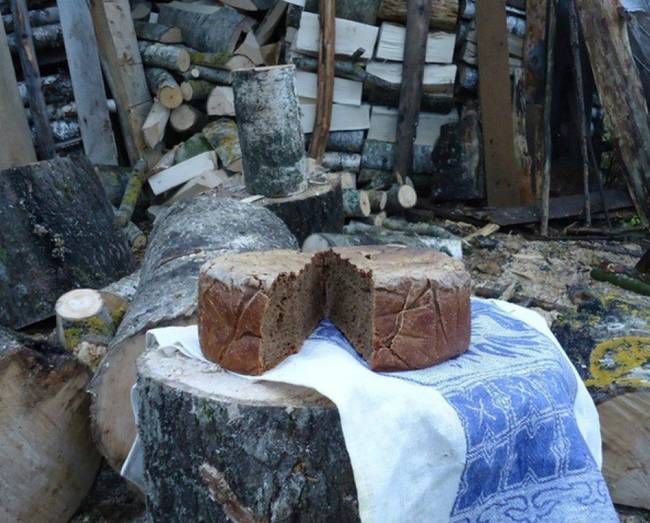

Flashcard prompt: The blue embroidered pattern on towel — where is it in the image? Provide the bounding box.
[311,299,617,523]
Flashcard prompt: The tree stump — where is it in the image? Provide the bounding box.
[0,156,135,329]
[232,65,306,197]
[0,326,101,522]
[137,345,359,522]
[91,196,298,471]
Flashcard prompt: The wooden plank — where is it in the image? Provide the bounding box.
[576,0,650,227]
[295,11,378,60]
[0,20,35,168]
[375,22,455,63]
[58,0,118,165]
[148,151,218,195]
[90,0,151,164]
[296,70,362,106]
[10,0,55,160]
[476,0,522,207]
[393,0,431,182]
[366,61,456,94]
[300,102,370,132]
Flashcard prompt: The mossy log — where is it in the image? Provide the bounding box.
[232,65,306,196]
[0,156,135,329]
[181,79,215,101]
[0,326,101,522]
[90,196,298,471]
[137,345,359,521]
[202,118,243,172]
[114,159,148,229]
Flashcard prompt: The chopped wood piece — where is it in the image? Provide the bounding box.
[234,31,264,65]
[179,45,231,69]
[206,85,235,116]
[142,100,170,148]
[233,65,306,196]
[340,171,357,189]
[295,11,379,60]
[378,0,458,31]
[186,64,231,85]
[173,133,211,164]
[56,289,115,350]
[145,67,183,109]
[134,21,183,43]
[91,196,299,470]
[180,79,215,102]
[0,327,100,522]
[139,41,190,72]
[0,156,135,329]
[166,170,226,205]
[386,183,417,212]
[297,70,362,106]
[342,189,371,217]
[300,102,370,132]
[169,103,206,134]
[148,150,218,195]
[375,22,455,63]
[202,118,243,172]
[131,1,152,21]
[367,61,456,94]
[255,0,288,45]
[158,1,251,54]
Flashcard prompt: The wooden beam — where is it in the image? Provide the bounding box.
[476,0,521,206]
[90,0,151,164]
[308,0,335,161]
[576,0,650,227]
[9,0,55,160]
[393,0,431,183]
[58,0,118,165]
[0,20,35,168]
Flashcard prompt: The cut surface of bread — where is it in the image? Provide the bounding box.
[198,247,471,375]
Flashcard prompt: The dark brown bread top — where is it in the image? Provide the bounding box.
[198,247,471,374]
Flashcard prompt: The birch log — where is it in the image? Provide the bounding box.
[145,67,183,109]
[232,65,306,196]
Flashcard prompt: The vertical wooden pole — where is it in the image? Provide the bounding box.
[568,0,591,226]
[0,20,36,169]
[308,0,335,162]
[90,0,151,165]
[9,0,56,160]
[393,0,431,185]
[540,0,557,236]
[58,0,118,165]
[476,0,521,207]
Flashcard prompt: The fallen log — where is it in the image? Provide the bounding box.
[145,67,183,109]
[139,41,190,73]
[137,345,358,520]
[0,326,101,522]
[232,65,306,196]
[134,21,182,44]
[91,196,299,471]
[0,156,135,329]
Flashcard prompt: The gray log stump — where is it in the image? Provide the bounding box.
[0,156,135,329]
[232,65,306,197]
[0,326,100,522]
[137,346,359,522]
[91,196,298,471]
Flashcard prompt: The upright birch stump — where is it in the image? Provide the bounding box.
[232,65,306,197]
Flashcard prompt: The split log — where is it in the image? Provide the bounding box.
[139,41,190,72]
[385,183,417,212]
[90,196,299,471]
[306,130,365,153]
[207,85,235,116]
[202,118,243,173]
[142,100,170,148]
[158,1,251,54]
[303,231,461,257]
[134,21,182,44]
[148,151,217,195]
[169,103,206,135]
[145,67,183,109]
[0,327,101,522]
[378,0,458,31]
[181,79,216,102]
[575,0,650,227]
[2,5,58,33]
[55,289,115,350]
[322,151,361,172]
[367,189,387,212]
[342,188,371,217]
[232,65,306,196]
[186,64,232,85]
[0,156,135,329]
[174,132,212,164]
[137,346,358,521]
[375,22,455,64]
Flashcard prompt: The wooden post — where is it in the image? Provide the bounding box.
[0,20,35,168]
[90,0,151,165]
[476,0,521,207]
[540,0,556,236]
[58,0,118,165]
[568,0,590,226]
[307,0,335,162]
[9,0,56,160]
[393,0,431,184]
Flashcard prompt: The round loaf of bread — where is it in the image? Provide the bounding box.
[198,246,471,375]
